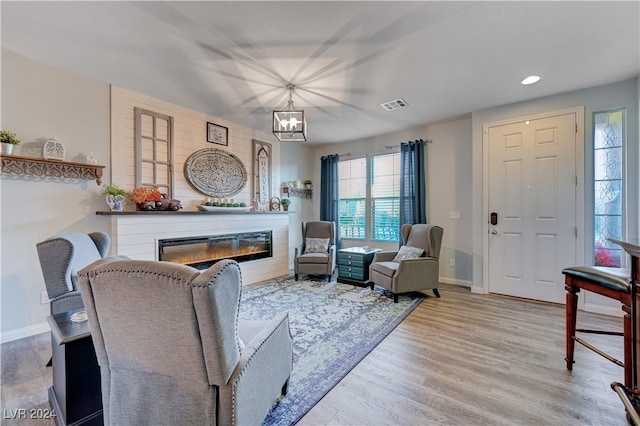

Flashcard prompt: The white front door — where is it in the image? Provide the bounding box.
[488,112,577,303]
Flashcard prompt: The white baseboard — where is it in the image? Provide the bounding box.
[439,277,472,287]
[583,302,624,317]
[1,322,50,344]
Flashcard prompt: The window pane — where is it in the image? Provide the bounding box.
[339,198,365,240]
[339,158,367,239]
[372,197,399,241]
[141,138,154,161]
[155,118,168,140]
[593,108,624,267]
[371,153,400,242]
[156,141,169,163]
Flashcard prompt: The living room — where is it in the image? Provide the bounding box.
[1,1,640,425]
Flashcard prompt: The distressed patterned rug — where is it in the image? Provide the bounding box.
[239,276,425,426]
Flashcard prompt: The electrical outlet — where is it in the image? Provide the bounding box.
[449,259,455,267]
[40,291,49,305]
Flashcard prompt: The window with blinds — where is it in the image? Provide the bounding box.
[338,152,400,242]
[338,158,366,240]
[371,153,400,242]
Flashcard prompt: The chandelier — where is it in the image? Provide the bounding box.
[273,83,307,142]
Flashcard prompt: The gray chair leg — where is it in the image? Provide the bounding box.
[433,288,441,298]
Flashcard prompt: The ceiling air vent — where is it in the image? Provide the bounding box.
[380,98,408,111]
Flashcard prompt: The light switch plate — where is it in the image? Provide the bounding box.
[449,211,461,220]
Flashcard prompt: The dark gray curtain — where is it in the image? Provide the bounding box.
[320,154,340,248]
[399,140,428,226]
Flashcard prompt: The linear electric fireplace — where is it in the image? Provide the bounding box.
[158,231,272,269]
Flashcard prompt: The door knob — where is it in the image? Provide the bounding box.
[491,230,498,235]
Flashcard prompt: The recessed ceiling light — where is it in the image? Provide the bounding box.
[521,75,541,85]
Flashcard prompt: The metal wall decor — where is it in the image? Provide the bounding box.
[207,122,228,146]
[252,139,272,204]
[184,148,247,197]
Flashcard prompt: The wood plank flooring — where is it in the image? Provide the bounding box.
[1,283,630,425]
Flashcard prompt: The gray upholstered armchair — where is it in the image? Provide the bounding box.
[77,258,293,426]
[36,231,111,315]
[294,221,336,281]
[369,224,443,302]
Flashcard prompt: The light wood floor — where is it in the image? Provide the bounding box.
[1,284,630,425]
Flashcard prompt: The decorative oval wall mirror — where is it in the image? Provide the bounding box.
[184,148,247,197]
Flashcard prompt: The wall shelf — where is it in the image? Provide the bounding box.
[0,154,105,185]
[281,186,312,199]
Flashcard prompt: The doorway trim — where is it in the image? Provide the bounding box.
[481,106,585,300]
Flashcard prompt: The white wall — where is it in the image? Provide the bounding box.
[279,142,315,266]
[471,78,639,315]
[312,115,474,286]
[1,50,111,340]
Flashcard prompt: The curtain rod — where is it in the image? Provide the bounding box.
[321,153,350,160]
[385,139,433,149]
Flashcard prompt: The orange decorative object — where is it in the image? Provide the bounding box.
[130,187,161,204]
[130,186,181,211]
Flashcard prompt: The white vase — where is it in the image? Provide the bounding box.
[1,143,15,155]
[106,195,125,212]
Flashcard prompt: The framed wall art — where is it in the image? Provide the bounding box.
[207,122,228,146]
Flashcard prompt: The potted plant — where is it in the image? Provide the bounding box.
[281,198,291,211]
[0,130,21,155]
[303,179,312,189]
[102,184,130,212]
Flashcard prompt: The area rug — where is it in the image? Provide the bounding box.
[239,276,425,426]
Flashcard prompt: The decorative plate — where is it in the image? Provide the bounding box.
[184,148,247,197]
[43,137,65,161]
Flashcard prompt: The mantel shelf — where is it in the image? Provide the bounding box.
[281,187,312,199]
[0,154,105,185]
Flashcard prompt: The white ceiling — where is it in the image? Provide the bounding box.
[2,1,639,144]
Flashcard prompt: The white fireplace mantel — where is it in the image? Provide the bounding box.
[96,210,290,285]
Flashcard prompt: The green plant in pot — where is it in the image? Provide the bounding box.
[0,130,21,155]
[102,184,130,212]
[303,179,312,189]
[281,198,291,211]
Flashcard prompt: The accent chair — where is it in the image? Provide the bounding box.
[36,231,111,315]
[294,221,336,281]
[77,258,293,426]
[369,224,443,302]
